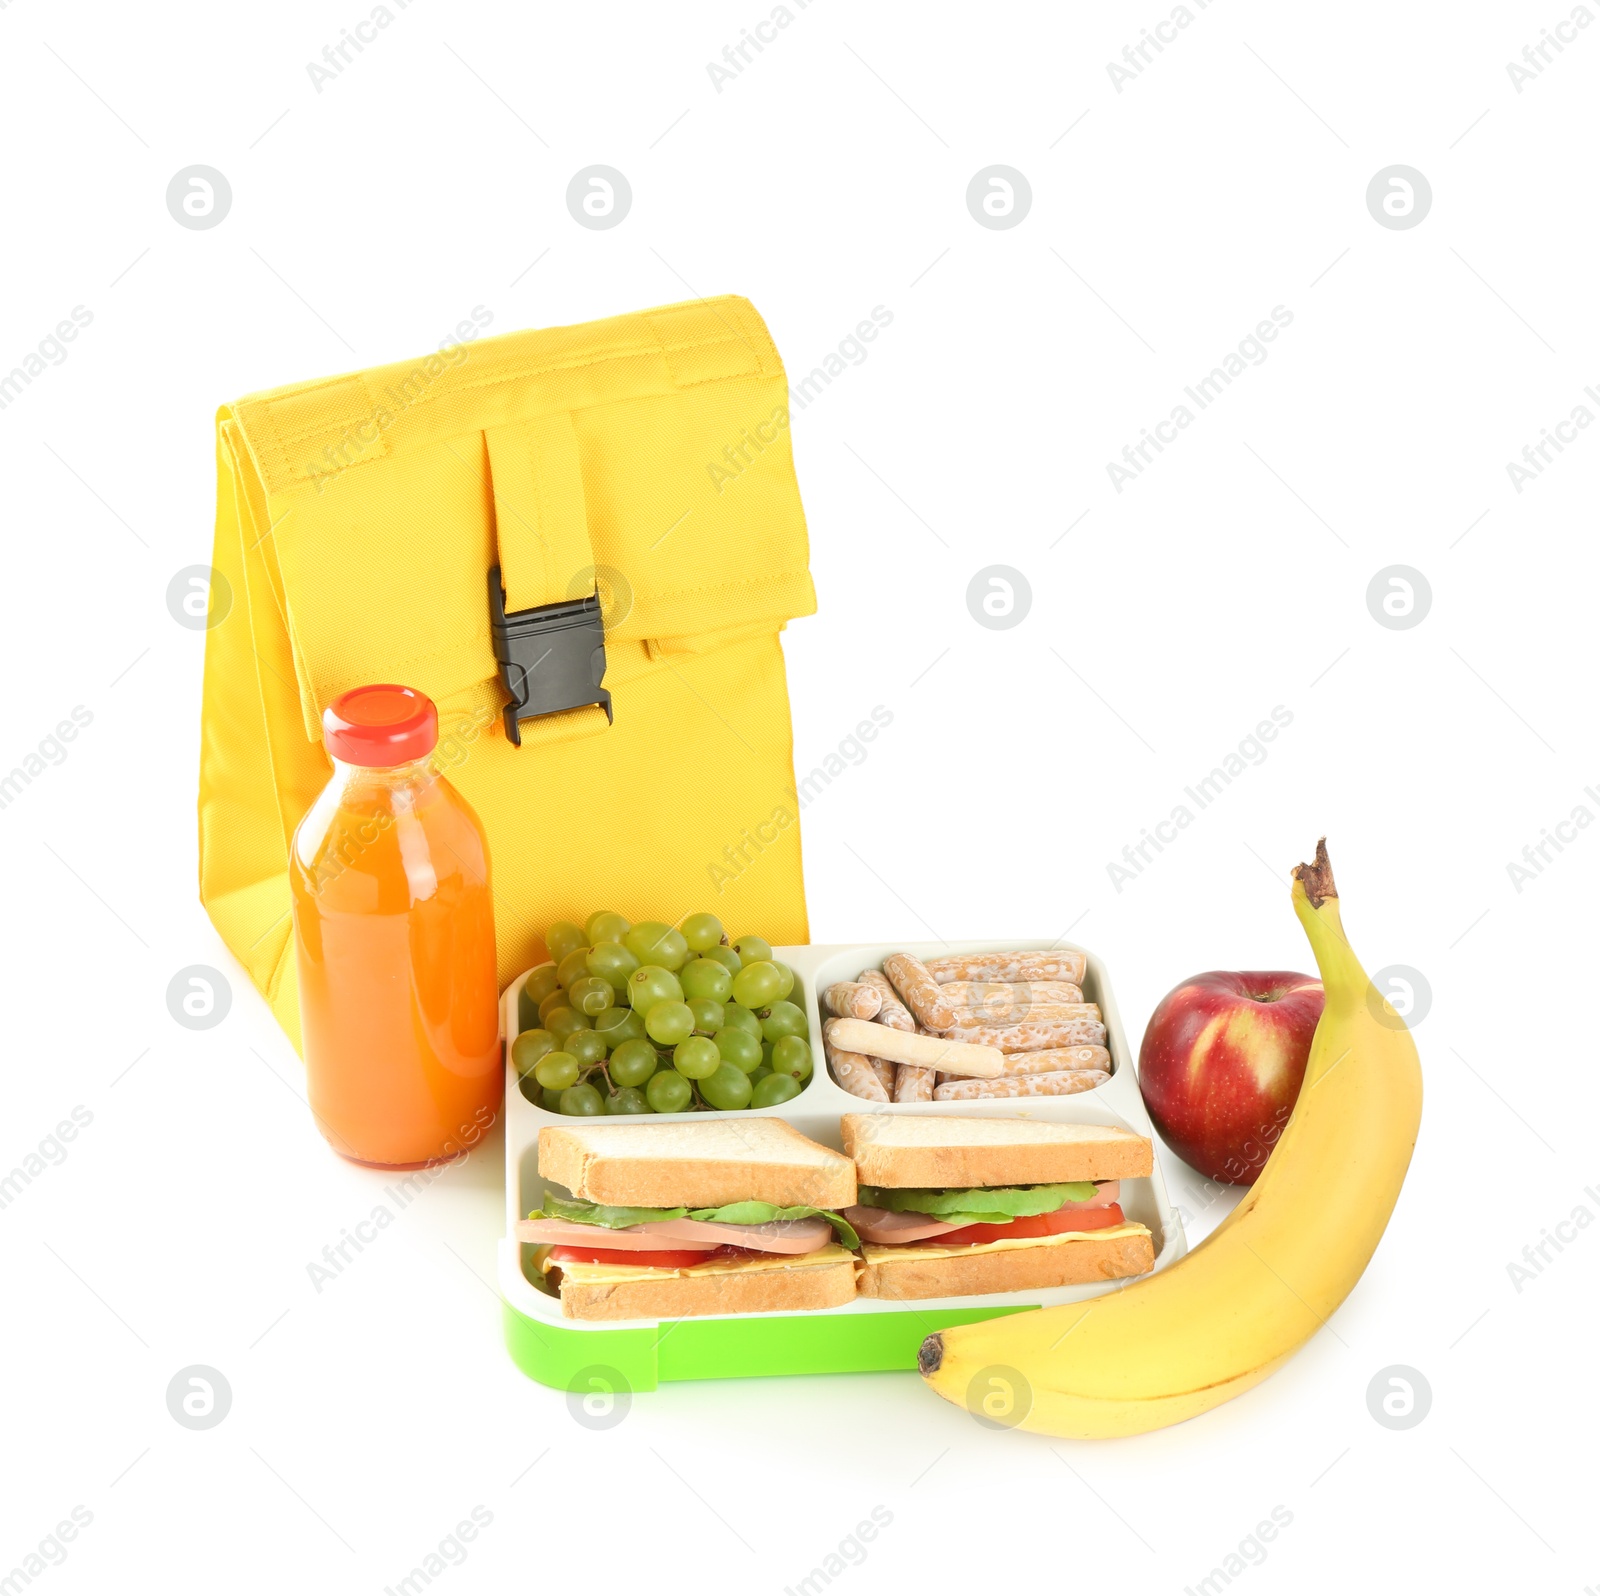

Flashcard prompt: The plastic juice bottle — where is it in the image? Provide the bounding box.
[290,684,501,1167]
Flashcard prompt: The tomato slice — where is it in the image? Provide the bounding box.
[548,1244,716,1269]
[923,1203,1127,1247]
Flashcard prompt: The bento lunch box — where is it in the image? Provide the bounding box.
[498,940,1188,1391]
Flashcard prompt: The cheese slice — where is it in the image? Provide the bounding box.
[861,1221,1149,1265]
[540,1242,857,1288]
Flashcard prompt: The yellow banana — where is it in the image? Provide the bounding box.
[917,839,1423,1438]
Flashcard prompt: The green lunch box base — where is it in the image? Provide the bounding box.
[499,940,1188,1393]
[503,1300,1033,1391]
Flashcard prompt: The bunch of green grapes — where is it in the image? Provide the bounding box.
[510,910,813,1116]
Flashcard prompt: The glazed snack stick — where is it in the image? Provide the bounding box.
[894,1064,935,1103]
[942,1014,1107,1052]
[882,953,958,1032]
[936,1044,1109,1084]
[937,980,1084,1008]
[857,968,915,1032]
[824,1038,890,1102]
[924,951,1087,986]
[823,981,896,1089]
[822,980,883,1021]
[933,1069,1109,1101]
[992,1044,1112,1077]
[946,1002,1099,1030]
[824,1018,1004,1079]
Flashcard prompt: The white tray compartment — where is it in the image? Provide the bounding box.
[499,939,1187,1332]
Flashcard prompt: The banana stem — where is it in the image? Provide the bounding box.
[1292,836,1337,907]
[1291,837,1366,997]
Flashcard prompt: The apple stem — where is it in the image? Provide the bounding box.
[1292,837,1338,908]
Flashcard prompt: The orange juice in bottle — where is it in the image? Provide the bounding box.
[290,685,501,1167]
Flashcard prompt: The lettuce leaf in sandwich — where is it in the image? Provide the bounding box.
[856,1182,1100,1227]
[529,1192,860,1249]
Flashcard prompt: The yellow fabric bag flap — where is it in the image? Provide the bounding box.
[200,297,815,1044]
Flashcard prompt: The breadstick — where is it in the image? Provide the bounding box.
[822,980,882,1021]
[925,951,1087,986]
[882,954,958,1032]
[937,980,1084,1009]
[868,1057,896,1093]
[894,1064,935,1103]
[942,1014,1107,1051]
[825,1017,1003,1079]
[824,1039,890,1102]
[993,1045,1111,1077]
[857,968,915,1032]
[946,1002,1100,1030]
[933,1069,1109,1100]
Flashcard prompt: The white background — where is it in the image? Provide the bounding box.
[2,2,1596,1592]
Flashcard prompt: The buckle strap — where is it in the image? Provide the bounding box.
[488,570,611,746]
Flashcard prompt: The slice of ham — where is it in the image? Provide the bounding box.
[517,1214,834,1255]
[843,1183,1122,1246]
[635,1216,833,1254]
[517,1219,720,1250]
[842,1206,967,1244]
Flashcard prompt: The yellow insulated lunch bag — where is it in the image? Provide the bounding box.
[199,296,815,1048]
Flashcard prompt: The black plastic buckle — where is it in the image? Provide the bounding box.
[488,566,612,747]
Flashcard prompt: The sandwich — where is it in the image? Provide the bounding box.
[519,1118,860,1321]
[840,1113,1155,1300]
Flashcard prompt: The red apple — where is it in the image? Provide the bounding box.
[1138,971,1324,1185]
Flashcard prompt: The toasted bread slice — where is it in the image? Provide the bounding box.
[841,1112,1151,1188]
[549,1250,859,1322]
[537,1117,857,1210]
[857,1226,1154,1300]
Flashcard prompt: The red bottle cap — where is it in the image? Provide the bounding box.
[322,684,438,766]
